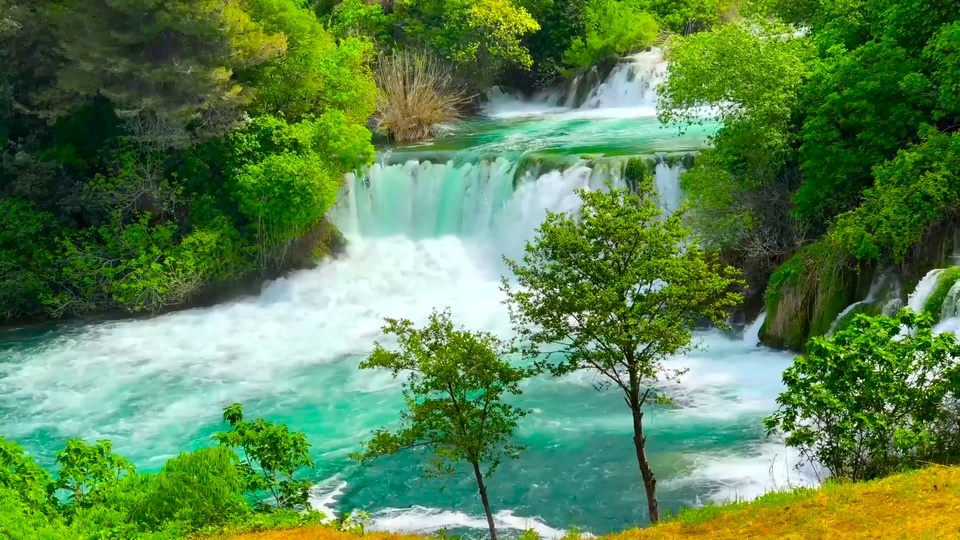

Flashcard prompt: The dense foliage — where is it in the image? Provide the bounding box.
[502,181,743,522]
[0,0,375,321]
[658,0,960,347]
[0,408,325,540]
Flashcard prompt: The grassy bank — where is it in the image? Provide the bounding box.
[228,466,960,540]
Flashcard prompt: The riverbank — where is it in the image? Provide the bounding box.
[225,465,960,540]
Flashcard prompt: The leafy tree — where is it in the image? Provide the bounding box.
[53,438,135,510]
[828,130,960,263]
[214,403,315,511]
[766,309,960,482]
[396,0,540,83]
[0,198,60,320]
[562,0,658,71]
[355,308,530,540]
[658,20,814,168]
[45,0,286,144]
[645,0,735,33]
[501,181,743,523]
[330,0,393,43]
[244,0,378,124]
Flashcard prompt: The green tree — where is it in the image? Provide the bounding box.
[244,0,378,124]
[0,199,60,320]
[766,309,960,482]
[658,20,814,169]
[214,403,315,511]
[46,0,286,145]
[355,308,530,540]
[562,0,658,71]
[53,438,135,510]
[501,182,743,523]
[396,0,540,83]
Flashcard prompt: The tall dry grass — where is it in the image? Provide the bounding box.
[373,50,471,143]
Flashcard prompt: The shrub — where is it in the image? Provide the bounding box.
[0,486,71,540]
[139,447,250,532]
[53,438,135,510]
[372,50,470,142]
[766,309,960,481]
[0,436,55,514]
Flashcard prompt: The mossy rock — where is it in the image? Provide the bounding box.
[760,242,858,351]
[923,267,960,319]
[623,157,656,192]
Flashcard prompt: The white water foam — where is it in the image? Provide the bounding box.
[667,441,820,504]
[310,475,349,521]
[372,507,569,539]
[483,49,668,119]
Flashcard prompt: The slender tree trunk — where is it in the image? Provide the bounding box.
[472,461,498,540]
[630,400,660,523]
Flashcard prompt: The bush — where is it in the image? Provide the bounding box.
[766,309,960,481]
[139,447,250,532]
[0,486,72,540]
[372,50,470,142]
[54,439,135,510]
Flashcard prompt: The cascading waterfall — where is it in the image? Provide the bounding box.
[578,49,667,110]
[743,313,766,346]
[0,48,817,538]
[484,48,668,117]
[332,155,689,249]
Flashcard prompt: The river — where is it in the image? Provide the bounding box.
[0,50,816,537]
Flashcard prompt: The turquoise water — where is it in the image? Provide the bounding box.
[0,101,812,536]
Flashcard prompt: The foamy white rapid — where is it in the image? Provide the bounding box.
[483,49,668,119]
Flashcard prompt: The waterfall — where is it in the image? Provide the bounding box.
[332,156,688,246]
[907,269,945,313]
[578,49,667,111]
[484,48,668,117]
[743,312,766,346]
[827,270,900,335]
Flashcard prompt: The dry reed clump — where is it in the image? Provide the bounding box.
[372,50,471,143]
